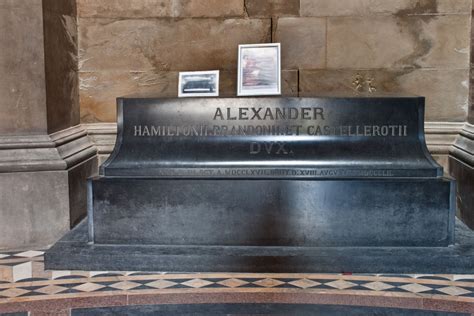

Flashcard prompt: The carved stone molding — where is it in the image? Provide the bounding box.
[84,123,117,156]
[0,125,96,173]
[425,122,464,155]
[450,122,474,167]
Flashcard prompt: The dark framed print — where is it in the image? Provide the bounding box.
[178,70,219,97]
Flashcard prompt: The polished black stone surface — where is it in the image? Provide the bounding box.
[450,156,474,230]
[101,97,441,178]
[90,178,454,247]
[71,303,470,316]
[45,218,474,273]
[46,96,463,272]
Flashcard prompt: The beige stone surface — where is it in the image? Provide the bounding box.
[80,69,297,122]
[274,17,326,69]
[470,69,474,124]
[432,154,449,171]
[75,0,471,129]
[77,0,244,18]
[218,70,238,97]
[43,0,80,134]
[79,18,271,72]
[327,15,470,69]
[43,0,76,15]
[301,0,471,17]
[0,171,69,249]
[77,0,170,17]
[281,69,299,97]
[80,70,179,122]
[299,69,469,122]
[0,0,47,135]
[245,0,299,17]
[177,0,244,17]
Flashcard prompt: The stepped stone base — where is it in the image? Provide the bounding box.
[45,218,474,274]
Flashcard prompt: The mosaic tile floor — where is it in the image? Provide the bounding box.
[0,250,473,315]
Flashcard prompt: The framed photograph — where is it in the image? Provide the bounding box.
[178,70,219,97]
[237,43,281,96]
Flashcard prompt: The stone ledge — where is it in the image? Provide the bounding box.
[45,218,474,273]
[84,123,117,156]
[50,125,96,169]
[451,122,474,167]
[0,125,96,173]
[425,121,464,155]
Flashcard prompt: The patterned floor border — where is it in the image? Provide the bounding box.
[0,250,473,314]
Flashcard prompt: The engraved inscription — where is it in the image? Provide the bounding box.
[132,106,408,138]
[250,142,294,155]
[133,124,408,137]
[145,168,395,178]
[213,107,325,121]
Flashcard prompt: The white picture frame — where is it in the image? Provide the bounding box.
[237,43,281,96]
[178,70,219,97]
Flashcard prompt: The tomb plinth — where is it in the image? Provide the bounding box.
[45,96,474,273]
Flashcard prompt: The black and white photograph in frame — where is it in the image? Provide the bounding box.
[237,43,281,96]
[178,70,219,97]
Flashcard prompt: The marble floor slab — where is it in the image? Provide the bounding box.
[0,249,473,314]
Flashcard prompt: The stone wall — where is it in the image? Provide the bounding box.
[43,0,80,134]
[78,0,471,124]
[470,0,474,124]
[0,0,97,250]
[0,0,48,135]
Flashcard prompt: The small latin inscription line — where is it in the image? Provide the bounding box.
[132,124,408,137]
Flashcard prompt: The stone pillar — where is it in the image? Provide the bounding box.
[0,0,48,136]
[449,2,474,229]
[0,0,97,249]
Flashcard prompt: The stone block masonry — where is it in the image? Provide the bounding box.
[77,0,471,125]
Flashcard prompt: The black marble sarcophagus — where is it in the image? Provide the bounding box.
[45,96,474,273]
